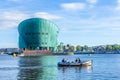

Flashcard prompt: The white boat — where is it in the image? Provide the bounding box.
[58,60,92,67]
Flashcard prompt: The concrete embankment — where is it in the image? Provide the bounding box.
[18,50,74,56]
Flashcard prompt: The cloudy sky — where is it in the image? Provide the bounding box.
[0,0,120,48]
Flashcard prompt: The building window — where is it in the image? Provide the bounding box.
[25,33,28,35]
[38,32,40,34]
[29,33,31,35]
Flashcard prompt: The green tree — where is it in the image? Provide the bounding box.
[57,45,62,51]
[83,45,89,51]
[76,45,82,51]
[112,44,120,50]
[69,45,75,51]
[106,45,113,51]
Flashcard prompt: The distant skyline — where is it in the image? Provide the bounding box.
[0,0,120,48]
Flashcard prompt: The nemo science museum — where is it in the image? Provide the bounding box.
[18,18,59,51]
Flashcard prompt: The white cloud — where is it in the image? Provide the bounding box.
[61,1,98,10]
[116,0,120,10]
[1,11,28,20]
[118,0,120,3]
[60,15,120,34]
[0,11,29,30]
[87,0,98,8]
[87,0,98,4]
[61,3,86,11]
[0,10,63,30]
[116,6,120,10]
[33,12,63,20]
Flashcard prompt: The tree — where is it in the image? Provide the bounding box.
[112,44,120,50]
[57,45,62,51]
[106,45,113,51]
[83,45,89,51]
[76,45,82,51]
[69,45,75,51]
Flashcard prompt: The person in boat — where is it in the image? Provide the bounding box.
[62,58,69,63]
[75,58,78,62]
[77,58,81,63]
[75,58,81,63]
[62,58,65,63]
[66,58,69,63]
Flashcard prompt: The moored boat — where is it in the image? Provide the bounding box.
[82,60,92,66]
[58,60,92,67]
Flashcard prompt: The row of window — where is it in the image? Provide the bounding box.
[25,32,48,35]
[28,42,48,45]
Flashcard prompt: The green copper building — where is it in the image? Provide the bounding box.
[18,18,59,51]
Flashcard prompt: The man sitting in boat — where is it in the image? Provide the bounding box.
[62,58,65,62]
[62,58,69,63]
[75,58,81,63]
[66,58,69,63]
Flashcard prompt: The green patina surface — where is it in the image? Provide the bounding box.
[18,18,59,51]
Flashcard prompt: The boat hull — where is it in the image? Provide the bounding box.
[82,60,92,66]
[58,60,92,67]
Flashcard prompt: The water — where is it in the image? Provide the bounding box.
[0,54,120,80]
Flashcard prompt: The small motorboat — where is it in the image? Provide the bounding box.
[58,60,92,67]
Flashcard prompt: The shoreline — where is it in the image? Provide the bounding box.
[18,52,74,56]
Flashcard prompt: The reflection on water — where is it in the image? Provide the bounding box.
[17,56,58,80]
[58,66,92,73]
[58,67,81,73]
[17,56,93,80]
[1,54,120,80]
[81,66,93,73]
[17,57,41,80]
[57,66,93,80]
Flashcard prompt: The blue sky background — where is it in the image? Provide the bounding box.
[0,0,120,48]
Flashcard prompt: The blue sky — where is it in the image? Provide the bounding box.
[0,0,120,48]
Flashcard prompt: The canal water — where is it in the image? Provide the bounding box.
[0,54,120,80]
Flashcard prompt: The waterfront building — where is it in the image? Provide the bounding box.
[18,18,59,51]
